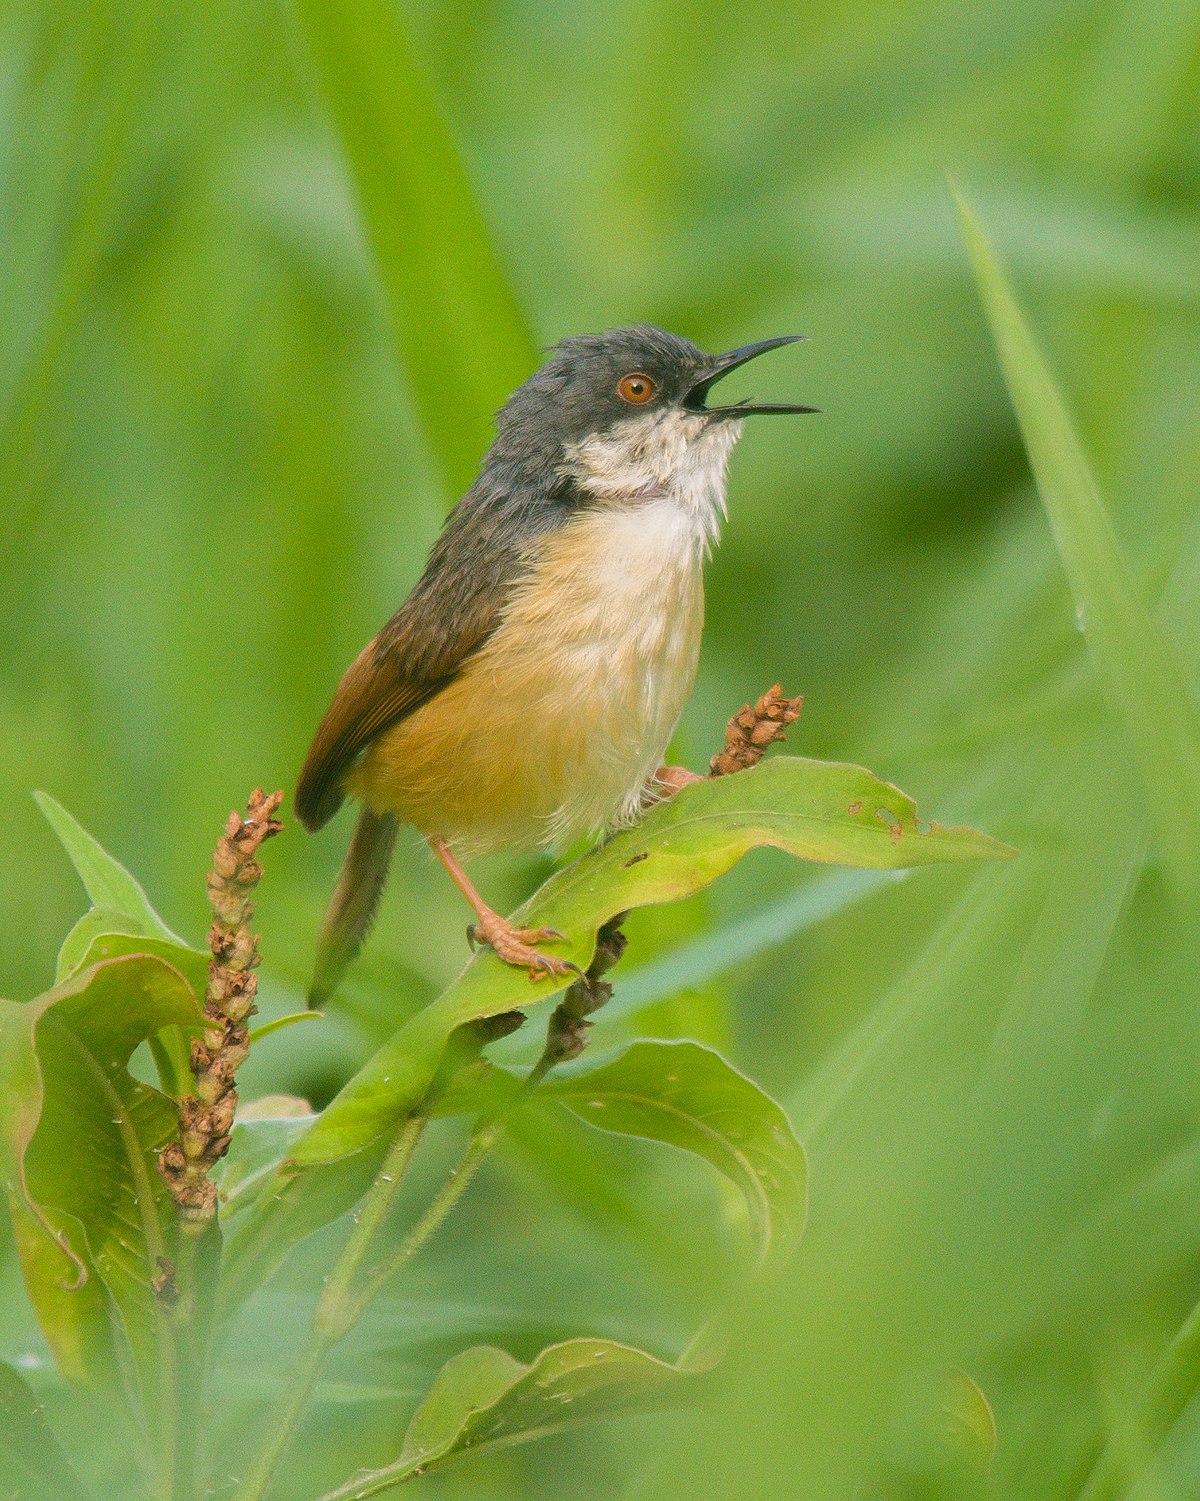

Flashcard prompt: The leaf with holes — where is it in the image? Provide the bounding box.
[291,756,1012,1170]
[216,758,1007,1309]
[218,758,1005,1317]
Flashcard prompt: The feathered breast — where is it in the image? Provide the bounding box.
[349,498,707,852]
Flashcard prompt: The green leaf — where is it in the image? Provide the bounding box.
[0,1359,94,1500]
[540,1041,806,1264]
[216,759,1003,1312]
[57,919,208,996]
[316,1338,705,1499]
[55,908,144,983]
[433,1041,806,1263]
[944,1370,997,1463]
[0,954,200,1397]
[61,930,209,1098]
[952,185,1200,903]
[291,0,537,495]
[34,791,184,944]
[218,1105,318,1217]
[291,757,1011,1169]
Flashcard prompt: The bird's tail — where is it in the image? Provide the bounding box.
[308,805,398,1009]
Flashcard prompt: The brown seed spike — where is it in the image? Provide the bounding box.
[158,789,284,1225]
[709,686,803,778]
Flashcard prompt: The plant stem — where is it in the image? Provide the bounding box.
[232,931,623,1501]
[231,1059,543,1500]
[168,1217,223,1501]
[346,1113,505,1324]
[311,1113,428,1341]
[317,1004,598,1346]
[231,1113,426,1501]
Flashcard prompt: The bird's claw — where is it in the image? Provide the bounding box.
[468,913,576,982]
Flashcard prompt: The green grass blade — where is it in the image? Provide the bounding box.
[953,183,1200,904]
[0,0,161,538]
[290,0,538,495]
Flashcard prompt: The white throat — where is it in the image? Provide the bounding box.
[560,408,743,553]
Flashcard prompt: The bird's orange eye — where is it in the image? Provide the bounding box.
[617,372,657,405]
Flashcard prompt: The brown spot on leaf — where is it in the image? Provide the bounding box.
[875,806,904,843]
[151,1256,178,1304]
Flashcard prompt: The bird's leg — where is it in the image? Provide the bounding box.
[652,765,705,797]
[428,837,579,982]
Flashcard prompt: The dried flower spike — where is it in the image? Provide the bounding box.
[159,788,283,1222]
[709,684,803,778]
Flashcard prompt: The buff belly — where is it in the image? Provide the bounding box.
[349,502,705,854]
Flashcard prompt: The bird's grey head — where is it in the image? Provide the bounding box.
[488,325,816,514]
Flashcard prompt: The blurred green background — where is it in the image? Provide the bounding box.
[2,0,1200,1496]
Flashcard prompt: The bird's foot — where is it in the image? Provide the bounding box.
[468,910,581,982]
[653,765,705,797]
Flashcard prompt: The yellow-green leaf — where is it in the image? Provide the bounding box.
[316,1338,705,1499]
[292,756,1011,1169]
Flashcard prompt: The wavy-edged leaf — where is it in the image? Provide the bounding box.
[55,909,142,983]
[63,928,208,1000]
[540,1041,806,1263]
[0,1359,94,1499]
[316,1338,706,1499]
[34,791,183,943]
[292,0,537,494]
[0,954,200,1397]
[61,930,209,1097]
[953,185,1200,903]
[292,757,1011,1169]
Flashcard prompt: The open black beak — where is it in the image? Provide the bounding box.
[684,335,819,418]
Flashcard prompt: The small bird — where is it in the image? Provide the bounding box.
[296,325,815,1006]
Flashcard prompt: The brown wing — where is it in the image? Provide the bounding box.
[295,568,510,830]
[293,636,444,830]
[296,469,584,831]
[295,508,534,829]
